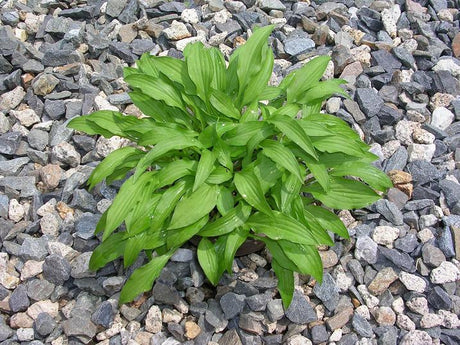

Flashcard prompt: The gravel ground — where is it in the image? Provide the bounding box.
[0,0,460,344]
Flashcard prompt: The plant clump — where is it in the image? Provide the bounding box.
[68,25,392,307]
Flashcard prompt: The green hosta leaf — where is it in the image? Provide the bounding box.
[206,166,232,184]
[156,159,197,188]
[269,104,300,119]
[210,90,240,120]
[216,187,234,215]
[272,259,294,309]
[259,86,282,101]
[104,172,157,241]
[234,169,272,215]
[223,121,271,146]
[214,139,233,172]
[199,203,252,237]
[261,237,298,272]
[125,74,184,109]
[268,115,317,159]
[88,147,144,190]
[137,124,198,146]
[123,231,165,268]
[304,205,349,239]
[279,240,323,283]
[193,150,216,191]
[247,211,317,245]
[151,56,188,87]
[151,180,189,231]
[222,226,249,273]
[298,121,334,137]
[301,208,335,246]
[137,53,159,77]
[298,79,349,105]
[331,161,393,192]
[304,177,381,210]
[291,147,330,192]
[260,140,304,182]
[167,216,208,249]
[209,47,227,92]
[128,91,170,123]
[197,238,220,285]
[89,232,126,270]
[125,194,161,236]
[286,55,331,102]
[311,135,365,157]
[280,173,302,213]
[67,110,140,139]
[253,154,282,193]
[184,42,213,102]
[305,113,362,141]
[135,136,203,180]
[119,251,173,304]
[168,183,219,230]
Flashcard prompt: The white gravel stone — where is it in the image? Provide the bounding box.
[400,330,432,345]
[10,108,40,127]
[397,314,416,331]
[94,94,118,111]
[395,120,420,145]
[17,328,34,341]
[392,297,405,314]
[47,241,79,261]
[52,142,81,167]
[406,297,429,315]
[420,313,443,328]
[21,260,44,280]
[145,305,162,333]
[40,212,61,236]
[399,272,427,293]
[175,30,207,51]
[27,300,59,319]
[430,261,460,284]
[432,58,460,77]
[431,107,455,130]
[355,305,370,319]
[181,9,199,24]
[96,136,128,157]
[412,128,435,144]
[407,143,436,162]
[381,4,401,38]
[418,228,434,243]
[9,199,25,222]
[286,334,313,345]
[0,86,25,111]
[329,329,342,342]
[439,310,460,328]
[0,253,20,289]
[372,226,399,247]
[163,20,191,40]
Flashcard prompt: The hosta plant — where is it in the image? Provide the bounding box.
[68,25,392,307]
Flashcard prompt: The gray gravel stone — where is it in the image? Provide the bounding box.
[74,212,99,239]
[246,292,272,312]
[205,299,228,331]
[284,30,315,56]
[34,312,57,336]
[0,157,29,176]
[153,282,180,305]
[267,299,284,322]
[171,248,194,262]
[91,300,114,328]
[355,88,384,118]
[313,273,340,312]
[28,129,49,151]
[0,131,22,155]
[220,292,246,319]
[20,237,48,261]
[0,315,13,341]
[375,199,404,225]
[352,313,373,337]
[355,236,378,264]
[43,254,71,285]
[285,289,316,324]
[9,284,30,312]
[27,279,55,301]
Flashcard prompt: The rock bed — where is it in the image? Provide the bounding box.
[0,0,460,344]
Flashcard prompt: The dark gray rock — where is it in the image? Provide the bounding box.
[438,225,456,258]
[313,273,340,312]
[428,286,452,310]
[42,49,80,67]
[44,99,66,120]
[91,301,114,328]
[170,248,193,263]
[379,247,416,272]
[26,279,55,301]
[338,333,359,345]
[378,105,402,126]
[246,292,271,312]
[371,50,402,73]
[49,120,74,147]
[375,199,404,225]
[0,157,29,176]
[393,47,416,68]
[284,30,315,56]
[28,129,49,151]
[106,0,127,17]
[159,1,186,13]
[9,284,30,312]
[109,42,136,64]
[266,299,284,322]
[59,6,96,20]
[384,146,408,172]
[347,259,364,284]
[311,324,329,344]
[130,39,155,56]
[62,315,97,339]
[20,237,48,261]
[0,131,22,155]
[260,0,286,11]
[220,292,246,319]
[285,289,317,324]
[395,234,418,253]
[215,19,242,35]
[43,254,71,285]
[205,299,227,331]
[375,325,398,345]
[34,312,57,336]
[72,190,97,213]
[355,88,384,118]
[119,0,139,23]
[352,313,373,337]
[439,179,460,213]
[0,315,13,341]
[407,160,442,186]
[234,280,259,296]
[153,282,180,305]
